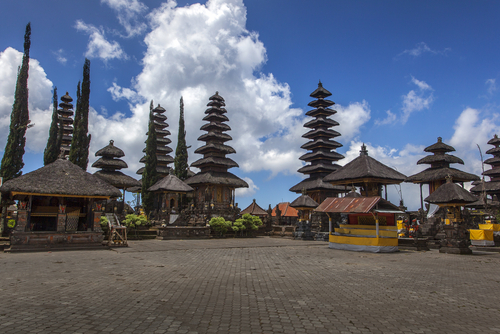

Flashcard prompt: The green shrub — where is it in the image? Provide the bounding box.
[100,216,109,227]
[235,214,263,235]
[209,217,232,237]
[7,219,16,229]
[124,214,148,229]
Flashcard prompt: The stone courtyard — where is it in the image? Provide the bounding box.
[0,238,499,334]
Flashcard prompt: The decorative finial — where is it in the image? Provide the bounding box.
[58,148,66,160]
[157,104,161,107]
[253,199,256,203]
[302,188,307,195]
[445,174,453,183]
[215,91,219,95]
[66,91,69,95]
[495,134,498,139]
[438,137,442,143]
[109,140,114,146]
[360,143,368,156]
[351,184,356,193]
[318,80,322,87]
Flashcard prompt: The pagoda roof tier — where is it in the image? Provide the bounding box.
[470,180,500,193]
[204,106,227,114]
[307,99,335,108]
[324,145,406,185]
[290,194,319,209]
[301,139,342,150]
[424,178,478,205]
[136,165,172,175]
[61,135,73,142]
[195,143,236,155]
[62,126,73,132]
[207,100,226,107]
[299,151,345,162]
[209,91,225,102]
[139,155,174,164]
[94,170,141,190]
[289,177,346,193]
[156,137,172,145]
[92,157,128,170]
[185,171,248,188]
[203,113,229,123]
[310,81,332,99]
[417,154,464,165]
[148,174,194,193]
[95,140,125,158]
[58,108,74,116]
[305,108,336,117]
[482,168,500,178]
[198,132,232,142]
[302,128,341,139]
[303,117,339,129]
[61,92,73,103]
[155,129,171,136]
[485,147,500,155]
[191,156,239,169]
[484,157,500,166]
[200,122,231,132]
[153,105,166,114]
[142,146,173,154]
[154,113,167,121]
[297,162,342,174]
[240,199,268,216]
[59,117,74,124]
[424,137,455,153]
[0,159,121,198]
[487,134,500,146]
[405,167,479,183]
[153,120,168,128]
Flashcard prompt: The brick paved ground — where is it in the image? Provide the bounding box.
[0,237,499,333]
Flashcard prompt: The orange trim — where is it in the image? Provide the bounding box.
[11,192,111,199]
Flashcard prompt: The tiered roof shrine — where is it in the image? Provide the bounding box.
[58,92,74,157]
[471,134,500,200]
[290,82,345,203]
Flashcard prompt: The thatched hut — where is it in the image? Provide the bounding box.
[0,158,121,251]
[148,174,193,216]
[240,199,268,217]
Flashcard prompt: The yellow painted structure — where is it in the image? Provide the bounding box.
[329,224,398,247]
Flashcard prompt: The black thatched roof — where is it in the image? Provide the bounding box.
[95,140,125,158]
[323,145,406,185]
[487,134,500,146]
[0,159,122,198]
[290,194,319,209]
[94,170,141,190]
[92,157,128,169]
[470,180,500,193]
[289,177,346,193]
[405,167,479,183]
[240,199,268,216]
[148,174,194,193]
[185,171,248,188]
[424,137,455,153]
[297,163,342,174]
[309,81,332,98]
[417,154,464,165]
[424,178,477,205]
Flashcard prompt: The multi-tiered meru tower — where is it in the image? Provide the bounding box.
[137,104,173,178]
[290,82,345,203]
[58,92,74,157]
[471,134,500,200]
[185,92,248,220]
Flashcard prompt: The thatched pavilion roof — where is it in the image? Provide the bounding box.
[323,144,406,185]
[424,178,478,205]
[289,177,346,193]
[185,171,248,188]
[0,159,121,198]
[94,170,141,190]
[290,194,319,209]
[240,199,268,216]
[405,167,479,183]
[148,174,194,193]
[95,140,124,158]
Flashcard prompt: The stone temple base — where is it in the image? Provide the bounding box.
[6,231,106,252]
[157,226,210,240]
[439,246,473,255]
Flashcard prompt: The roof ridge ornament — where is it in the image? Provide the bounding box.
[360,143,368,156]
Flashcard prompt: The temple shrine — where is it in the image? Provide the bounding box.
[58,92,74,157]
[289,82,345,203]
[137,104,173,178]
[405,137,479,210]
[471,134,500,199]
[184,92,248,222]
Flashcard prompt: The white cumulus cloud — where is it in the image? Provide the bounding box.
[401,76,433,124]
[101,0,149,37]
[396,42,451,58]
[75,20,128,61]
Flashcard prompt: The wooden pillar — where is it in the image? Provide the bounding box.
[375,213,379,238]
[384,185,388,200]
[93,210,103,232]
[420,183,424,212]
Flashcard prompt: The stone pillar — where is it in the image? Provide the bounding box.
[93,211,103,232]
[57,213,67,232]
[16,209,28,232]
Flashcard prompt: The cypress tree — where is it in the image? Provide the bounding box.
[174,96,189,180]
[0,22,32,181]
[142,101,159,217]
[69,59,91,170]
[43,87,60,165]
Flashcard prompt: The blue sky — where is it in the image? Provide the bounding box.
[1,0,500,211]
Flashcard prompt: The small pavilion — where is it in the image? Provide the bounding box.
[0,158,121,251]
[424,176,478,254]
[323,144,406,198]
[148,174,193,219]
[405,137,479,210]
[240,199,268,218]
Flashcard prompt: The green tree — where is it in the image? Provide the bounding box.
[43,87,60,165]
[142,101,159,217]
[174,96,189,180]
[209,217,232,237]
[69,58,91,170]
[235,214,263,236]
[0,22,32,181]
